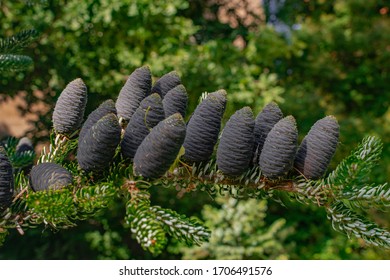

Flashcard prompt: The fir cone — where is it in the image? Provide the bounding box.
[162,84,188,118]
[133,113,186,179]
[253,102,283,164]
[29,162,73,192]
[116,66,152,121]
[79,99,116,142]
[183,90,227,163]
[77,113,121,172]
[151,71,181,98]
[294,116,339,179]
[52,78,88,135]
[259,116,298,179]
[217,107,255,176]
[121,93,165,160]
[0,150,14,209]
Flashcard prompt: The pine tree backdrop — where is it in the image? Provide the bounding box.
[0,0,389,259]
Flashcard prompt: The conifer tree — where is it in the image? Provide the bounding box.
[1,66,389,255]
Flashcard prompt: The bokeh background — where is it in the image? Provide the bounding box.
[0,0,389,259]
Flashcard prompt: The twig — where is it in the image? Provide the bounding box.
[165,168,299,193]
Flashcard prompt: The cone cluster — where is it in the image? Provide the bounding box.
[10,65,340,199]
[73,67,189,178]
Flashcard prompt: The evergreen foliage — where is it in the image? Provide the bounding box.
[0,29,38,72]
[180,197,291,260]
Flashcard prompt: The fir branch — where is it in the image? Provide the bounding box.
[124,188,167,255]
[1,129,388,253]
[0,29,38,54]
[3,137,35,169]
[327,136,383,190]
[293,176,330,205]
[341,183,390,209]
[123,181,211,253]
[0,228,8,246]
[74,183,117,218]
[165,160,296,197]
[326,201,390,248]
[150,206,210,246]
[38,133,78,164]
[0,54,33,72]
[25,189,78,229]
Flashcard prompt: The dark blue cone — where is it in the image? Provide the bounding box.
[253,102,283,164]
[77,113,121,172]
[151,71,181,98]
[162,84,188,118]
[53,78,88,135]
[121,93,165,160]
[294,116,339,179]
[217,107,255,176]
[259,116,298,179]
[29,162,73,192]
[183,90,227,163]
[0,150,14,209]
[133,113,186,179]
[116,66,152,121]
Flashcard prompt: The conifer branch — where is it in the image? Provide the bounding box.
[124,186,168,255]
[341,183,390,209]
[326,201,390,248]
[0,54,33,72]
[327,136,382,189]
[0,29,38,54]
[150,206,210,246]
[0,29,38,72]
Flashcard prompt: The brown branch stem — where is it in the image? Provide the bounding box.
[165,169,300,193]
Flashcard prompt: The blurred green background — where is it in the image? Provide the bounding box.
[0,0,389,259]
